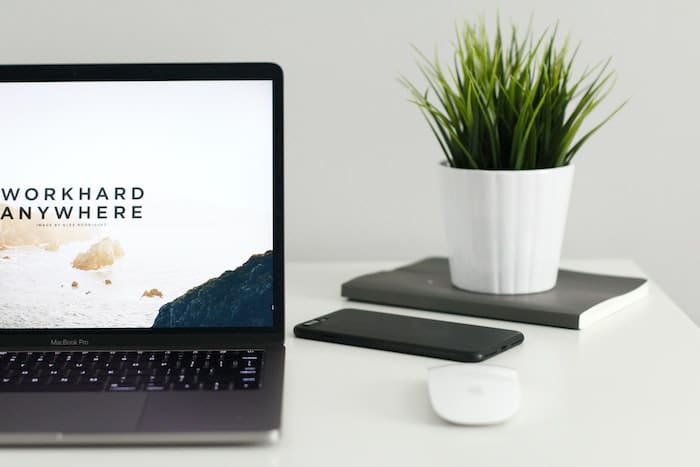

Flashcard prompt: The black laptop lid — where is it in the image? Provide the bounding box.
[0,63,284,348]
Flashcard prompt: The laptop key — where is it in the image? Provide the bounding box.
[201,381,230,391]
[172,382,198,391]
[144,376,166,387]
[108,382,141,392]
[236,381,259,390]
[145,383,168,391]
[0,380,19,392]
[77,376,105,385]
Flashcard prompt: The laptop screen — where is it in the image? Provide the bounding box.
[0,79,274,330]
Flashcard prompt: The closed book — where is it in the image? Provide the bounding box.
[341,257,648,330]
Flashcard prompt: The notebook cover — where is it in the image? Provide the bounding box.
[340,257,648,330]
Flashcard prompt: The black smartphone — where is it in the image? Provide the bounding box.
[293,308,524,362]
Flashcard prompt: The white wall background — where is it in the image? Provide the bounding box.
[1,0,698,325]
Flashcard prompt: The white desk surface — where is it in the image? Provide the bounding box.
[5,259,700,466]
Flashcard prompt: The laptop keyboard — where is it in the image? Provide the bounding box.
[0,350,263,392]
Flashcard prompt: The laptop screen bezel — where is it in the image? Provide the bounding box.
[0,63,284,348]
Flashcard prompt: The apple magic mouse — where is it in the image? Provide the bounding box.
[428,363,520,425]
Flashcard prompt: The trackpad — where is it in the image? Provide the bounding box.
[0,393,146,433]
[140,392,270,432]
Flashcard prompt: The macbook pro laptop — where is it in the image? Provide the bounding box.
[0,63,285,444]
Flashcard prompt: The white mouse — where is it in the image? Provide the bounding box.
[428,363,520,425]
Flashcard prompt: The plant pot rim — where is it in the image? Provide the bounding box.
[438,161,574,173]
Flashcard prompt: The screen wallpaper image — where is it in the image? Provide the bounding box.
[0,80,274,329]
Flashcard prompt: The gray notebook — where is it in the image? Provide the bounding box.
[341,257,648,330]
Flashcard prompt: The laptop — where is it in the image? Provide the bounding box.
[0,63,285,444]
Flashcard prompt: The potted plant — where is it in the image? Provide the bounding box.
[403,18,625,294]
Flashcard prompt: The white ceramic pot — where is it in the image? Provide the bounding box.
[440,163,575,294]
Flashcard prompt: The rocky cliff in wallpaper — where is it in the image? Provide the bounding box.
[72,237,125,270]
[152,250,273,328]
